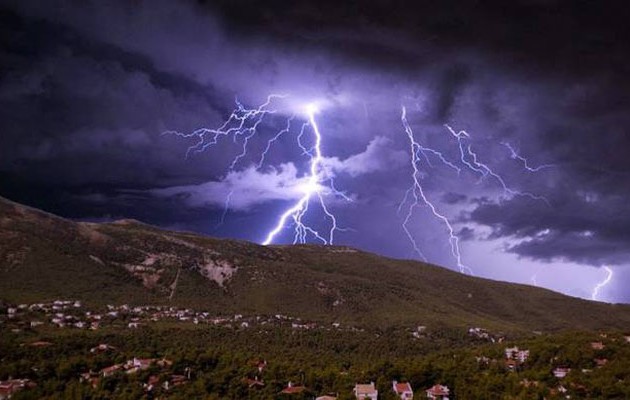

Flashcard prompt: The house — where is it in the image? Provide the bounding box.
[553,367,571,378]
[469,327,491,340]
[412,326,426,338]
[126,357,170,372]
[591,341,605,350]
[90,344,116,354]
[79,372,100,388]
[128,358,154,370]
[0,379,35,399]
[425,384,450,400]
[281,381,306,394]
[170,374,187,387]
[101,364,123,377]
[505,347,529,363]
[516,350,529,363]
[354,382,378,400]
[392,380,413,399]
[505,346,519,359]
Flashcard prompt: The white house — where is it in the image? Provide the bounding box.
[505,347,529,363]
[553,367,571,378]
[354,382,378,400]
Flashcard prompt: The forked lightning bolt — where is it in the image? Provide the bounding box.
[400,107,551,275]
[166,96,345,246]
[164,94,284,161]
[263,104,343,245]
[399,106,473,275]
[167,95,552,279]
[591,266,613,302]
[445,125,550,204]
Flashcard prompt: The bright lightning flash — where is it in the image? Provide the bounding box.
[591,266,613,302]
[166,97,347,246]
[263,103,342,245]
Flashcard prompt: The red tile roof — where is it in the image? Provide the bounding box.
[355,383,377,394]
[281,385,306,394]
[101,364,122,375]
[427,384,450,396]
[394,382,412,393]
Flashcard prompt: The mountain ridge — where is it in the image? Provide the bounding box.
[1,195,629,333]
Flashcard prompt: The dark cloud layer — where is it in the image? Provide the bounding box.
[209,0,630,79]
[1,0,629,301]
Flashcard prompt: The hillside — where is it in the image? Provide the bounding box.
[1,195,629,333]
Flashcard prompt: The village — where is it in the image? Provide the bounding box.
[0,299,362,333]
[2,301,630,399]
[1,334,455,400]
[2,336,622,400]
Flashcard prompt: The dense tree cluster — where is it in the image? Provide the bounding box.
[1,324,630,399]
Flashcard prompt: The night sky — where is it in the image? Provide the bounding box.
[1,0,629,303]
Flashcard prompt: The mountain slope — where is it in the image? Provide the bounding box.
[1,195,629,332]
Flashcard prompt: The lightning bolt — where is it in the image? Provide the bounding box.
[166,97,346,246]
[164,94,285,162]
[502,142,554,172]
[591,266,613,302]
[530,264,545,286]
[215,190,233,229]
[263,104,344,245]
[399,108,551,276]
[399,106,473,275]
[445,125,550,204]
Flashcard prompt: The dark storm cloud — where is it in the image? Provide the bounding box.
[463,72,630,265]
[0,3,251,196]
[432,64,472,122]
[468,191,630,266]
[207,0,630,78]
